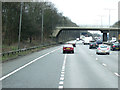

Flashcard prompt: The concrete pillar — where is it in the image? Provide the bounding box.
[103,33,107,42]
[56,36,59,43]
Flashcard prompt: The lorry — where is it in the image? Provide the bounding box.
[83,36,93,45]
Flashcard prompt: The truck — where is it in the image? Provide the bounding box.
[83,36,93,45]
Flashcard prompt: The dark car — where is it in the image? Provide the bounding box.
[72,43,76,47]
[111,42,120,51]
[96,40,102,45]
[89,42,98,49]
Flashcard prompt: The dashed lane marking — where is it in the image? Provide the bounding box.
[96,58,98,60]
[61,74,64,77]
[59,81,64,84]
[61,72,65,74]
[58,54,67,89]
[60,77,64,80]
[58,86,63,89]
[102,63,107,67]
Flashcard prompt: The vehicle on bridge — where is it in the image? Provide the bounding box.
[110,42,120,51]
[96,44,110,55]
[63,44,74,54]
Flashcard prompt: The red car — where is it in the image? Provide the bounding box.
[63,44,74,53]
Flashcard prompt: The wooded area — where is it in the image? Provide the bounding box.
[2,2,78,51]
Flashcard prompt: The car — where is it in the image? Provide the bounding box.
[107,40,111,45]
[63,44,74,53]
[89,42,98,49]
[96,44,110,55]
[72,43,76,47]
[111,42,120,51]
[83,36,93,45]
[76,38,79,41]
[96,40,102,45]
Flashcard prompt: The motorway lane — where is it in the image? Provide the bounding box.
[87,44,118,74]
[95,52,118,73]
[63,44,118,88]
[2,47,64,88]
[1,41,118,88]
[2,46,64,88]
[2,45,62,76]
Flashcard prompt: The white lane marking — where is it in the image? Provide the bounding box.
[62,66,65,70]
[62,69,65,72]
[0,48,61,81]
[58,54,67,89]
[58,86,63,89]
[96,58,98,60]
[114,72,120,77]
[61,74,64,77]
[59,81,64,84]
[60,77,64,80]
[61,72,65,74]
[102,63,107,67]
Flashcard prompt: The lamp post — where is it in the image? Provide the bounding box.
[98,15,105,27]
[41,8,44,43]
[41,5,50,43]
[104,8,116,40]
[18,2,23,50]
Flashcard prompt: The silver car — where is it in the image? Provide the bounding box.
[96,44,110,55]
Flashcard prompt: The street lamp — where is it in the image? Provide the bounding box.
[41,5,50,43]
[104,8,116,27]
[18,2,23,50]
[98,15,105,27]
[41,8,44,43]
[104,8,116,40]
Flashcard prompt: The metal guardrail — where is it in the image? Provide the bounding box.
[2,43,58,57]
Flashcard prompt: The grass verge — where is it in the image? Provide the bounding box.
[2,44,58,62]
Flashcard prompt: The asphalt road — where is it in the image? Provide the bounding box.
[1,40,119,88]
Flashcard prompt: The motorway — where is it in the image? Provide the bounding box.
[1,40,119,88]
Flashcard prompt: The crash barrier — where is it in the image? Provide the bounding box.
[2,43,58,57]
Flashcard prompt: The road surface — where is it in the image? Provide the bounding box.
[1,40,119,88]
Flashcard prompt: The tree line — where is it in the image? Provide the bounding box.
[2,2,78,46]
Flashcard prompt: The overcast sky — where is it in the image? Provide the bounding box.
[47,0,119,26]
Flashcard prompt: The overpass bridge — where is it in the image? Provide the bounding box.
[52,27,119,42]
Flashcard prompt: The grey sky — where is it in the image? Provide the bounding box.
[48,0,119,26]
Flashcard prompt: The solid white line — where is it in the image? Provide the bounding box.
[0,48,61,81]
[114,72,120,77]
[62,66,65,70]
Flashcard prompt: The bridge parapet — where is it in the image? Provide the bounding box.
[52,27,119,37]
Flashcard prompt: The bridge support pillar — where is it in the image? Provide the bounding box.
[56,36,59,43]
[101,30,108,42]
[103,33,107,42]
